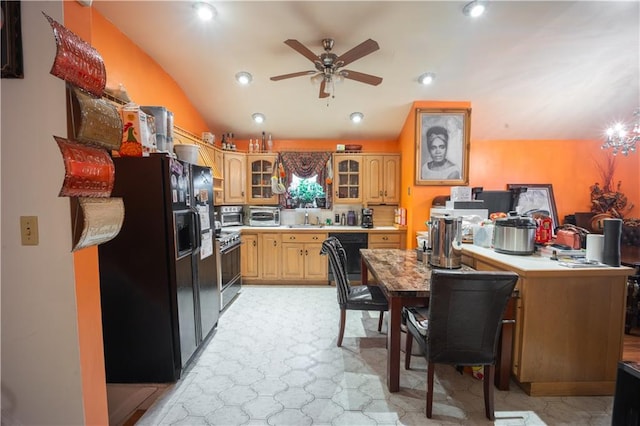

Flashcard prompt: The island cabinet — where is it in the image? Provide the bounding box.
[247,154,278,204]
[223,151,246,205]
[362,154,400,205]
[462,244,632,396]
[280,233,327,281]
[333,154,362,204]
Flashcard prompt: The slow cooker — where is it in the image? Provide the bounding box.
[492,214,537,255]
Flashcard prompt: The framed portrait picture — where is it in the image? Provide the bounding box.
[415,108,470,186]
[507,183,559,231]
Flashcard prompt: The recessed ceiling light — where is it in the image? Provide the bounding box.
[235,72,253,85]
[350,112,364,123]
[194,2,216,21]
[463,0,486,18]
[418,72,436,85]
[252,113,265,124]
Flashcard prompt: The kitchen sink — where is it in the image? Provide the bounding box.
[287,224,325,228]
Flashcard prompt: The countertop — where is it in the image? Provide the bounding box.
[231,225,402,232]
[462,244,633,276]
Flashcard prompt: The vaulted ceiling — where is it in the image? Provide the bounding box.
[93,1,640,142]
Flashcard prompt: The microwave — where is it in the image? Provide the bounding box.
[249,206,280,227]
[216,205,244,227]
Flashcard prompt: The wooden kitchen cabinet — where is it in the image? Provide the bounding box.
[333,154,362,204]
[247,154,278,204]
[260,233,281,280]
[363,154,400,204]
[368,233,402,249]
[223,151,246,205]
[241,232,259,279]
[463,244,631,396]
[213,147,224,206]
[280,232,327,281]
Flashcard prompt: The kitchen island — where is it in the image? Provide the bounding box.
[462,244,633,396]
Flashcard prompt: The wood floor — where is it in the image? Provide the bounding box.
[623,327,640,363]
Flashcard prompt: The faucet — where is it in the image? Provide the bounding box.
[304,211,309,225]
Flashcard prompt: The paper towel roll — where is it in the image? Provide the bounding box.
[585,234,604,262]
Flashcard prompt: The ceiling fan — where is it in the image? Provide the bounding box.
[270,38,383,99]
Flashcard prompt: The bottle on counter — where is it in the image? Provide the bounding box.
[335,213,340,224]
[340,213,346,226]
[261,131,266,152]
[347,210,356,226]
[267,133,273,152]
[249,138,254,153]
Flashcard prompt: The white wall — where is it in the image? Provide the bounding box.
[1,2,85,424]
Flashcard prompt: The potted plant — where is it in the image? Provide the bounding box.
[290,180,325,208]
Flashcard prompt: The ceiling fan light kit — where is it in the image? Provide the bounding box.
[463,0,487,18]
[252,113,265,124]
[270,38,383,99]
[235,71,253,85]
[194,2,216,21]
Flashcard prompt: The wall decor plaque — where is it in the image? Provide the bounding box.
[55,136,115,197]
[72,197,124,251]
[70,87,122,150]
[44,12,106,97]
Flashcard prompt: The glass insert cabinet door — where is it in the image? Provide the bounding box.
[334,155,362,203]
[247,154,277,204]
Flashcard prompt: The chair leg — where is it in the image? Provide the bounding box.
[426,361,435,418]
[483,364,495,420]
[378,311,384,332]
[404,331,413,369]
[337,309,346,347]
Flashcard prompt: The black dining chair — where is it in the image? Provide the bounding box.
[320,237,388,347]
[403,269,518,420]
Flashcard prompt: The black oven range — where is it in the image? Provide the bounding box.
[215,230,242,311]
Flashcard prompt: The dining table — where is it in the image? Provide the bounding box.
[360,248,516,393]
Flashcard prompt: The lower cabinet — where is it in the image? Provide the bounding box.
[368,233,402,249]
[241,232,259,279]
[281,233,327,281]
[261,233,282,280]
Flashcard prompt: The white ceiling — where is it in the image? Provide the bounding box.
[92,1,640,142]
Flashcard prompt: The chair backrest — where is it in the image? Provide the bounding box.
[320,237,351,307]
[427,269,518,365]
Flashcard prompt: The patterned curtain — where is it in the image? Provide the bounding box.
[279,151,332,205]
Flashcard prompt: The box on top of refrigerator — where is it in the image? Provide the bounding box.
[119,104,155,157]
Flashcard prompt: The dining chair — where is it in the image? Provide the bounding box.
[403,269,518,420]
[320,237,388,347]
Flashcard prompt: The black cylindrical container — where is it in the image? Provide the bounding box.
[603,218,622,267]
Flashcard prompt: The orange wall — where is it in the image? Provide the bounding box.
[399,101,640,247]
[90,11,209,134]
[63,2,108,425]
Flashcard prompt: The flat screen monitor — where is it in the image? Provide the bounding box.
[475,191,512,215]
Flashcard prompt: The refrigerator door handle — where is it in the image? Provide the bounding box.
[191,207,201,250]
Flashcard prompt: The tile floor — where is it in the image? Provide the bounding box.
[134,286,614,425]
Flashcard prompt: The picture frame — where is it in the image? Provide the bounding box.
[415,108,471,186]
[1,0,24,79]
[507,183,559,231]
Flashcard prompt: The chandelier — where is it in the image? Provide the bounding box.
[601,108,640,156]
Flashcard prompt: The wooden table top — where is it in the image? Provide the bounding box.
[359,249,473,297]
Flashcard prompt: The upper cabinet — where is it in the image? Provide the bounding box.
[333,154,362,204]
[246,154,278,205]
[213,147,224,206]
[223,151,246,205]
[363,154,400,205]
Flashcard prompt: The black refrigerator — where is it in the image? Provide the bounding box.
[98,154,219,383]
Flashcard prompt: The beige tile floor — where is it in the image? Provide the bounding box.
[132,286,613,425]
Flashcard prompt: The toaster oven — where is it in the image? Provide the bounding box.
[249,206,280,227]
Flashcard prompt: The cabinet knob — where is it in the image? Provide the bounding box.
[299,249,303,256]
[305,249,308,256]
[384,190,387,196]
[313,236,318,240]
[383,236,388,240]
[252,240,256,247]
[273,241,277,247]
[379,191,383,196]
[290,236,296,240]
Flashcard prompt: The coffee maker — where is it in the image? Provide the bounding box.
[361,208,374,228]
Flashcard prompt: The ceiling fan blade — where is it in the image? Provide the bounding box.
[284,39,320,63]
[341,69,383,86]
[270,70,315,81]
[319,79,330,98]
[335,39,379,67]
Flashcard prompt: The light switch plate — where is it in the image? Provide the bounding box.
[20,216,39,246]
